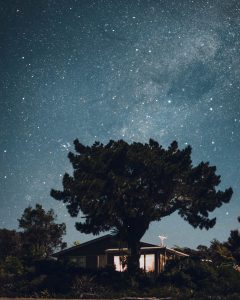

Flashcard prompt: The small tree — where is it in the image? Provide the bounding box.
[196,245,210,260]
[51,139,232,273]
[209,239,234,265]
[18,204,66,260]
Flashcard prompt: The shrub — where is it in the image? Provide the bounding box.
[71,275,110,298]
[217,265,240,294]
[0,256,24,275]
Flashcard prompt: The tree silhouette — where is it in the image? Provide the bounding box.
[19,204,66,260]
[209,239,234,265]
[51,139,232,273]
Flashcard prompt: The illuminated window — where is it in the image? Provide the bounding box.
[140,254,155,272]
[140,255,145,269]
[114,256,127,271]
[145,254,155,271]
[114,254,155,272]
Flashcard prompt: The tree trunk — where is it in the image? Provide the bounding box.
[127,238,141,275]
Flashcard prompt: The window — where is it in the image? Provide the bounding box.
[140,254,155,272]
[114,254,155,272]
[140,254,145,269]
[114,255,127,271]
[70,256,86,267]
[77,256,86,267]
[145,254,155,271]
[97,255,107,268]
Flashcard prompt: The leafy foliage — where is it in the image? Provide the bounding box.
[51,139,232,272]
[0,256,24,276]
[18,204,66,260]
[0,254,240,298]
[209,239,234,265]
[159,258,240,296]
[71,275,109,298]
[0,229,22,260]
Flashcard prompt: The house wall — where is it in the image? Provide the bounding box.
[55,236,187,273]
[63,255,100,268]
[86,255,98,268]
[107,253,114,266]
[57,236,126,269]
[159,253,166,273]
[64,251,182,273]
[97,254,107,268]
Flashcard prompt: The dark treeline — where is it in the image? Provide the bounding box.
[0,204,240,298]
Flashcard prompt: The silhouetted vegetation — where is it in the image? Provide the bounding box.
[0,213,240,299]
[1,253,240,298]
[19,204,66,262]
[0,139,239,298]
[51,138,232,274]
[0,204,67,297]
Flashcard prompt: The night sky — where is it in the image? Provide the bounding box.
[1,0,240,249]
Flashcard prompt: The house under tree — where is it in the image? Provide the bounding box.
[53,234,188,274]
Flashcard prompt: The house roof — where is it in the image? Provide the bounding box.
[52,234,113,257]
[53,234,188,258]
[166,247,189,257]
[105,247,189,257]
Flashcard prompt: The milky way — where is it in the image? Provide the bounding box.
[1,0,240,248]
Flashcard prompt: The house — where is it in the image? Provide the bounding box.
[53,234,188,274]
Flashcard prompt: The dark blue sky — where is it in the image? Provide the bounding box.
[0,0,240,248]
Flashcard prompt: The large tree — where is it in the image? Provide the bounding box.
[18,204,66,260]
[51,139,232,273]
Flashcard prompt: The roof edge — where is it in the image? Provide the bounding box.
[52,234,113,257]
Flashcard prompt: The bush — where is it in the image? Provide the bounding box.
[34,258,63,275]
[0,256,24,276]
[1,256,240,298]
[217,265,240,294]
[71,275,111,298]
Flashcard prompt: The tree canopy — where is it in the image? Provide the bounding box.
[18,204,66,260]
[51,139,233,273]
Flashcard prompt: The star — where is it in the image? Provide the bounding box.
[0,0,239,249]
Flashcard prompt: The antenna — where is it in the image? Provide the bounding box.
[158,235,167,247]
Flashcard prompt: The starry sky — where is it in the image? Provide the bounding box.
[1,0,240,249]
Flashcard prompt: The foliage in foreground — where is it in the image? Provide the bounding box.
[1,258,240,298]
[1,220,240,298]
